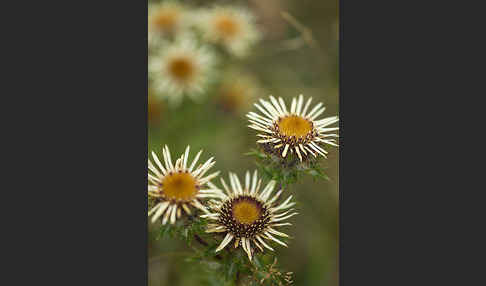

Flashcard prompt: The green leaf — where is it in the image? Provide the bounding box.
[156,224,172,240]
[253,255,263,270]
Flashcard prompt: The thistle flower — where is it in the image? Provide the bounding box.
[198,6,261,57]
[202,171,297,261]
[217,70,262,113]
[247,95,339,162]
[148,145,220,224]
[149,34,216,106]
[148,2,188,38]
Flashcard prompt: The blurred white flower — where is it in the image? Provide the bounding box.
[148,2,188,36]
[197,6,261,57]
[217,69,263,113]
[149,34,216,106]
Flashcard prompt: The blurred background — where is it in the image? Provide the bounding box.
[148,0,338,285]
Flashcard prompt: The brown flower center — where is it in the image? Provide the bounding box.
[214,15,240,39]
[162,172,198,201]
[277,115,313,138]
[152,8,179,32]
[232,199,261,225]
[168,57,194,81]
[220,83,247,110]
[148,95,163,123]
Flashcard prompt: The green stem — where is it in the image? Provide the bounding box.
[235,269,242,286]
[193,234,208,246]
[193,234,223,260]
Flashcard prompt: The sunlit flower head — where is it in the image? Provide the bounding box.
[247,95,339,162]
[217,70,262,113]
[198,6,261,57]
[201,170,297,261]
[148,2,188,38]
[149,34,216,106]
[148,145,220,224]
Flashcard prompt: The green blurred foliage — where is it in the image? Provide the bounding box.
[148,0,338,285]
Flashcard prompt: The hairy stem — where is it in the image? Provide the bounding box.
[193,234,208,246]
[235,269,242,286]
[193,234,222,260]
